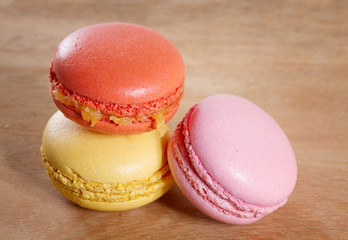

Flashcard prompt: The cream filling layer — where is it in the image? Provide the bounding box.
[52,89,170,136]
[41,147,173,203]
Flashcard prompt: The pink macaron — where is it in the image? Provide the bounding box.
[167,94,297,224]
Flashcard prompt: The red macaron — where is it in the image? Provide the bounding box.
[49,23,184,135]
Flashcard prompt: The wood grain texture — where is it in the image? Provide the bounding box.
[0,0,347,239]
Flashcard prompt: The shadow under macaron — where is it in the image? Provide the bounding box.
[158,183,217,222]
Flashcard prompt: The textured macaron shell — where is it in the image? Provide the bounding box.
[50,178,173,211]
[42,111,169,183]
[52,22,184,105]
[188,94,297,207]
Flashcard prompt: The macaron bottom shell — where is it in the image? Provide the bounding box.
[167,137,261,225]
[50,177,174,211]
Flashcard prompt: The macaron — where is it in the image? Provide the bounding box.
[40,111,173,211]
[167,94,297,224]
[49,22,184,136]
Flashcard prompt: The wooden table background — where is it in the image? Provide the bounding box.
[0,1,347,239]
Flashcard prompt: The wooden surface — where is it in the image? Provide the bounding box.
[0,1,347,239]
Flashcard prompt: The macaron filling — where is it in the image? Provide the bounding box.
[41,147,173,202]
[172,106,286,219]
[50,67,183,136]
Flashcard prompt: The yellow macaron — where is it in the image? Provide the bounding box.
[40,111,173,211]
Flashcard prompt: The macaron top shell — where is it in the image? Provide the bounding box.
[52,23,184,105]
[188,94,297,207]
[42,111,170,184]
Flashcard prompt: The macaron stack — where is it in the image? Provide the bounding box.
[40,23,185,211]
[41,22,297,225]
